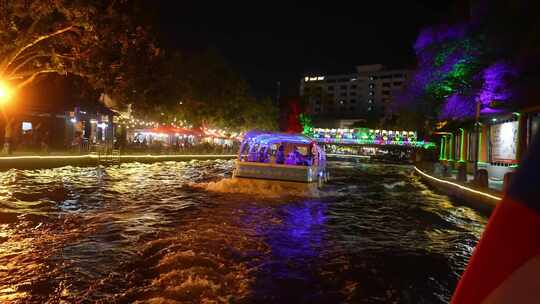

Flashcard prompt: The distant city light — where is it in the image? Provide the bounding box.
[305,76,325,82]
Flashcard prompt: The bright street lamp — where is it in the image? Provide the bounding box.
[0,81,13,105]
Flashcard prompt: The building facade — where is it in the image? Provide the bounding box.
[300,64,410,125]
[436,109,540,191]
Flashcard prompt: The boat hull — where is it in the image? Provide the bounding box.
[233,160,324,184]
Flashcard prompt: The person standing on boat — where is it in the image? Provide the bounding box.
[307,142,317,166]
[276,144,285,164]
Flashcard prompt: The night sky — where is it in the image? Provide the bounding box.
[151,1,458,99]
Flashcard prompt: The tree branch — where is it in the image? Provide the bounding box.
[7,53,51,77]
[12,69,59,90]
[1,25,75,75]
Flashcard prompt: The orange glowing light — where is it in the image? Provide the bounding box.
[0,81,13,104]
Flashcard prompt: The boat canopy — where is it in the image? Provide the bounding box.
[242,130,313,146]
[238,130,325,167]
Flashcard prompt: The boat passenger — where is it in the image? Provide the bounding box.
[305,142,316,166]
[276,145,285,164]
[247,145,258,162]
[286,147,305,165]
[259,147,269,163]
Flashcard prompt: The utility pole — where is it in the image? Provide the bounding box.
[473,97,481,178]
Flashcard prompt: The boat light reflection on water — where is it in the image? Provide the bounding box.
[0,160,488,303]
[241,199,328,292]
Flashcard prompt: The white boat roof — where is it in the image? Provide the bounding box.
[242,130,314,146]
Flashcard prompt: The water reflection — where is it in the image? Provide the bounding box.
[0,160,487,303]
[244,200,331,303]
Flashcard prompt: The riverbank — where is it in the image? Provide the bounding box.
[0,153,237,170]
[414,162,502,213]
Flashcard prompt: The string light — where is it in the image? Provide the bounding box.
[414,166,501,201]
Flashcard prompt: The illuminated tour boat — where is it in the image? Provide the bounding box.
[233,131,328,187]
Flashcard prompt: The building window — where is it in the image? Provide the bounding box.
[369,83,375,88]
[350,91,357,96]
[368,106,373,111]
[382,82,391,88]
[349,106,355,111]
[349,99,356,103]
[340,85,347,90]
[350,85,357,89]
[328,86,334,90]
[339,100,345,105]
[369,76,375,80]
[393,73,403,78]
[382,90,391,95]
[369,91,374,96]
[368,99,373,103]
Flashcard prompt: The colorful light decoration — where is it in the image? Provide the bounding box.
[243,130,313,146]
[306,127,435,149]
[299,114,313,137]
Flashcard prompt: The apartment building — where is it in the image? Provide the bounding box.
[300,64,409,124]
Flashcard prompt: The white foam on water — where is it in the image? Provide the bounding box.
[195,177,322,198]
[382,181,406,189]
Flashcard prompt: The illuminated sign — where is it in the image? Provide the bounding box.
[490,121,519,163]
[305,76,325,82]
[22,122,32,131]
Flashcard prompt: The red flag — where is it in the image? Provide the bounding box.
[452,132,540,303]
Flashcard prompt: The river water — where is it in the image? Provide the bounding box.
[0,160,487,303]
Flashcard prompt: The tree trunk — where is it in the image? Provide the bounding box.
[2,117,14,154]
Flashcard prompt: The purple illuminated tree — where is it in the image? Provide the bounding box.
[392,0,540,129]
